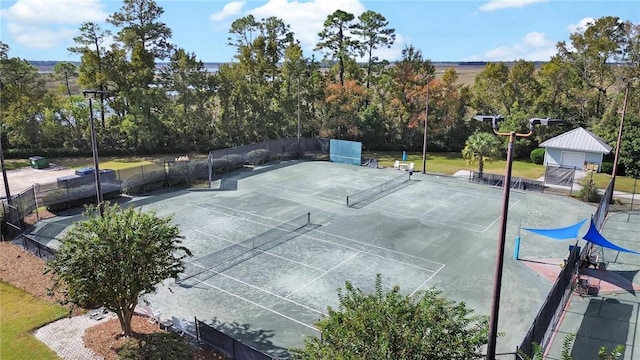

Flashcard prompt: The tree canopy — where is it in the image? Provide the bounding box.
[0,3,638,167]
[46,203,191,336]
[462,131,504,177]
[293,274,488,360]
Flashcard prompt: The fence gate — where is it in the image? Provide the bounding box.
[544,165,575,187]
[2,202,23,239]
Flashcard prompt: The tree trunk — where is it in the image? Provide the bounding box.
[478,156,484,178]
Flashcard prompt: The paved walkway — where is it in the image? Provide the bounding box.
[35,312,116,360]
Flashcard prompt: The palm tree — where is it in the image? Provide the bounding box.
[462,132,503,178]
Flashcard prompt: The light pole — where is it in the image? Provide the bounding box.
[0,130,11,205]
[297,77,301,158]
[473,115,562,360]
[83,90,108,216]
[611,78,638,192]
[422,79,430,174]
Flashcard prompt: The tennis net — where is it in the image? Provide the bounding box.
[178,212,311,284]
[346,173,411,207]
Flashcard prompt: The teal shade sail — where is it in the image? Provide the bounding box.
[524,219,587,240]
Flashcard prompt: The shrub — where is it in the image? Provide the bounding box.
[530,148,545,165]
[245,149,272,165]
[576,179,601,203]
[117,332,192,360]
[601,161,613,174]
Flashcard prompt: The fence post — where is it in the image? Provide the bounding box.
[33,184,40,222]
[65,181,71,210]
[141,165,146,194]
[632,178,637,211]
[186,160,191,188]
[164,161,169,187]
[208,156,213,188]
[195,317,200,342]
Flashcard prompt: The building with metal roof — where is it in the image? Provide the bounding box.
[539,127,612,171]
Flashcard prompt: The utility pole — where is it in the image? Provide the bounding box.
[83,90,109,216]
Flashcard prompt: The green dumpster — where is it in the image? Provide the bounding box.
[29,156,49,169]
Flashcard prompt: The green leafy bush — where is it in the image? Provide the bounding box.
[601,161,613,174]
[245,149,272,165]
[530,148,545,165]
[576,179,601,203]
[117,332,192,360]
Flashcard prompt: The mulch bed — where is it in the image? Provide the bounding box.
[0,240,229,359]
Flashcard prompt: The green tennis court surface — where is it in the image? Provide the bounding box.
[125,161,595,357]
[27,160,595,357]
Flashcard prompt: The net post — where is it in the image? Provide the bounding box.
[307,212,311,225]
[346,196,350,207]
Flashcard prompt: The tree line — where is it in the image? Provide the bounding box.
[0,0,638,170]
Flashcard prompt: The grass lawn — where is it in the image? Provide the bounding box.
[589,172,639,194]
[0,282,68,360]
[2,160,30,171]
[365,151,547,180]
[50,156,156,170]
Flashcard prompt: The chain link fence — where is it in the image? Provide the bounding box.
[468,171,544,192]
[195,318,289,360]
[1,138,329,242]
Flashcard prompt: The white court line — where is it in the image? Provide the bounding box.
[189,229,326,273]
[310,227,445,268]
[409,263,445,297]
[365,203,486,233]
[261,182,319,196]
[192,278,320,332]
[197,202,441,272]
[188,203,443,328]
[422,192,460,215]
[260,183,345,204]
[480,198,521,233]
[285,251,360,299]
[188,262,326,316]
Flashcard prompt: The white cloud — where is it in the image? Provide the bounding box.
[211,0,402,59]
[522,32,552,47]
[7,23,77,50]
[0,0,107,24]
[210,1,245,22]
[1,0,108,50]
[479,0,547,12]
[466,31,555,61]
[567,17,595,34]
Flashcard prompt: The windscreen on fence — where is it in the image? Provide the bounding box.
[329,139,362,166]
[118,163,165,194]
[196,318,283,360]
[208,138,329,180]
[2,138,329,234]
[469,171,544,192]
[518,244,580,358]
[544,165,575,187]
[593,178,614,230]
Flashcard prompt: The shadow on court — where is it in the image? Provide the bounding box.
[202,319,292,359]
[570,297,633,359]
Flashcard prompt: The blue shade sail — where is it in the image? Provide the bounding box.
[524,219,587,240]
[583,219,640,254]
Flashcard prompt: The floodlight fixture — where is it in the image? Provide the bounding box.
[528,118,563,131]
[473,114,504,130]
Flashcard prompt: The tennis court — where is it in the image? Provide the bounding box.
[125,160,595,357]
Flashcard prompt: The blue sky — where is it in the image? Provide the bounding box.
[1,0,638,63]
